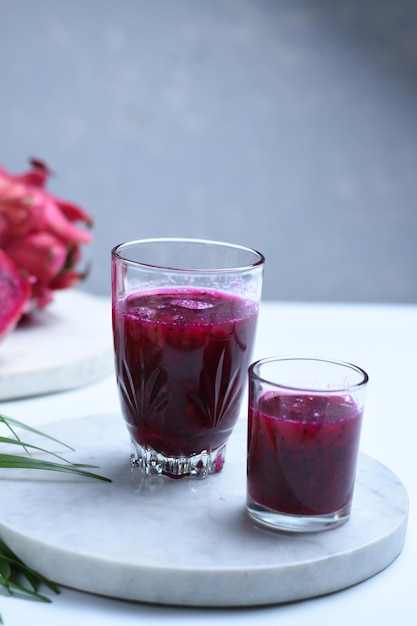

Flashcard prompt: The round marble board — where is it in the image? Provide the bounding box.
[0,290,114,400]
[0,414,408,608]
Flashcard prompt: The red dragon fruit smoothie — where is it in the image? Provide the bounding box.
[112,238,264,479]
[113,287,258,459]
[246,357,368,532]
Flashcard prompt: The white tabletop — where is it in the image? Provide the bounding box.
[0,299,416,625]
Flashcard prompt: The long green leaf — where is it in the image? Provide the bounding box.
[0,414,75,450]
[0,537,60,620]
[0,454,111,481]
[1,413,112,621]
[0,539,59,589]
[0,413,111,480]
[0,436,86,465]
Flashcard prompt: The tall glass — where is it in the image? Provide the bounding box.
[112,238,264,479]
[247,356,368,532]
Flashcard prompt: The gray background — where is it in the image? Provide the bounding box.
[1,0,416,302]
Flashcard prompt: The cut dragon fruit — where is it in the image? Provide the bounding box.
[0,249,31,342]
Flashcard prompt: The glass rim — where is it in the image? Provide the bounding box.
[249,355,369,393]
[111,237,265,273]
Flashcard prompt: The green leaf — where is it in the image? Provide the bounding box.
[0,413,111,481]
[0,414,75,452]
[0,436,109,472]
[0,453,111,481]
[1,412,112,619]
[0,436,84,465]
[0,559,11,579]
[0,538,60,614]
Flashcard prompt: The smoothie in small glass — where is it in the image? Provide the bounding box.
[246,357,368,531]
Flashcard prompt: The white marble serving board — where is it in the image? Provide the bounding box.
[0,290,114,400]
[0,414,409,607]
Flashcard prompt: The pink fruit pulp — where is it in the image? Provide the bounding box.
[0,249,31,341]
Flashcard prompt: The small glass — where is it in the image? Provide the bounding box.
[247,356,368,532]
[112,238,264,479]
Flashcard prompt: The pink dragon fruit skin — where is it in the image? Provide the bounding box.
[0,160,93,246]
[4,232,68,283]
[0,159,93,334]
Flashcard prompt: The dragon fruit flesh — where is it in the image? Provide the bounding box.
[0,159,93,341]
[0,249,31,341]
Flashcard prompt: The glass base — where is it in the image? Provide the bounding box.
[246,496,351,533]
[130,439,227,479]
